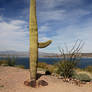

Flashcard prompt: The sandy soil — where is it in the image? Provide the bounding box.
[0,66,92,92]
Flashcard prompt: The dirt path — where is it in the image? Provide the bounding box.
[0,66,92,92]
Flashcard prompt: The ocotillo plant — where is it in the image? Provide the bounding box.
[29,0,52,82]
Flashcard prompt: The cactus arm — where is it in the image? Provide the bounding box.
[38,40,52,48]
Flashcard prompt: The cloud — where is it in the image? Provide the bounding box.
[38,24,52,33]
[38,8,91,25]
[38,10,66,23]
[0,0,92,53]
[37,0,92,53]
[37,0,82,10]
[37,0,92,26]
[38,15,92,53]
[48,20,92,53]
[0,17,29,51]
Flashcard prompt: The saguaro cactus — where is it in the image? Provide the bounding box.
[29,0,52,82]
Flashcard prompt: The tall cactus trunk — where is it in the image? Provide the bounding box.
[29,0,38,81]
[29,0,52,82]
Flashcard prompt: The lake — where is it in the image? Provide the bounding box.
[0,57,92,69]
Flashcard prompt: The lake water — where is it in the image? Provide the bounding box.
[0,57,92,69]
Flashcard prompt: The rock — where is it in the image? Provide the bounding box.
[0,85,4,88]
[24,81,30,86]
[38,80,48,86]
[30,81,36,88]
[45,71,51,75]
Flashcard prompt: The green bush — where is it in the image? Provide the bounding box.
[38,62,47,69]
[38,62,56,73]
[84,66,92,73]
[0,60,8,66]
[56,60,77,78]
[73,73,92,82]
[7,57,15,66]
[56,40,83,78]
[0,57,15,66]
[15,65,25,69]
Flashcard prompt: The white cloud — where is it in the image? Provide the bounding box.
[38,24,52,33]
[38,8,91,25]
[37,0,91,25]
[50,22,92,53]
[0,0,92,53]
[38,10,66,23]
[38,16,92,53]
[36,0,92,53]
[10,20,26,25]
[0,17,29,51]
[37,0,82,10]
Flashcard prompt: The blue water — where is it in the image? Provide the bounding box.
[0,57,92,69]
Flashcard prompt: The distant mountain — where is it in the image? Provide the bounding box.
[81,53,92,58]
[39,52,58,57]
[0,51,29,57]
[0,51,57,57]
[0,51,92,58]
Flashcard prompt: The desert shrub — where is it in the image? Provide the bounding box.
[73,73,92,82]
[72,71,79,78]
[56,40,84,78]
[0,60,8,66]
[45,70,51,75]
[56,60,77,78]
[0,57,16,66]
[84,66,92,73]
[38,62,56,73]
[15,65,25,69]
[38,62,47,69]
[46,64,56,73]
[7,57,15,66]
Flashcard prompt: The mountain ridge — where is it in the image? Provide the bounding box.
[0,51,92,58]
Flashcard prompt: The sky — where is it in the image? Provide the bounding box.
[0,0,92,53]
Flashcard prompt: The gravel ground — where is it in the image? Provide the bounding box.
[0,66,92,92]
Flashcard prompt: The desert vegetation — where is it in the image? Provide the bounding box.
[0,57,15,66]
[84,66,92,73]
[55,40,83,77]
[0,57,25,69]
[36,40,92,83]
[0,0,92,91]
[29,0,52,83]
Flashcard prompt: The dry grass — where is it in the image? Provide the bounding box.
[75,68,92,79]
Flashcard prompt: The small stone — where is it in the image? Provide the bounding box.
[0,85,4,88]
[24,81,30,86]
[30,81,36,88]
[38,80,48,86]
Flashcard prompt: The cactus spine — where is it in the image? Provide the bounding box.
[29,0,52,81]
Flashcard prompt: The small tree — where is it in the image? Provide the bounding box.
[56,40,84,78]
[7,56,16,66]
